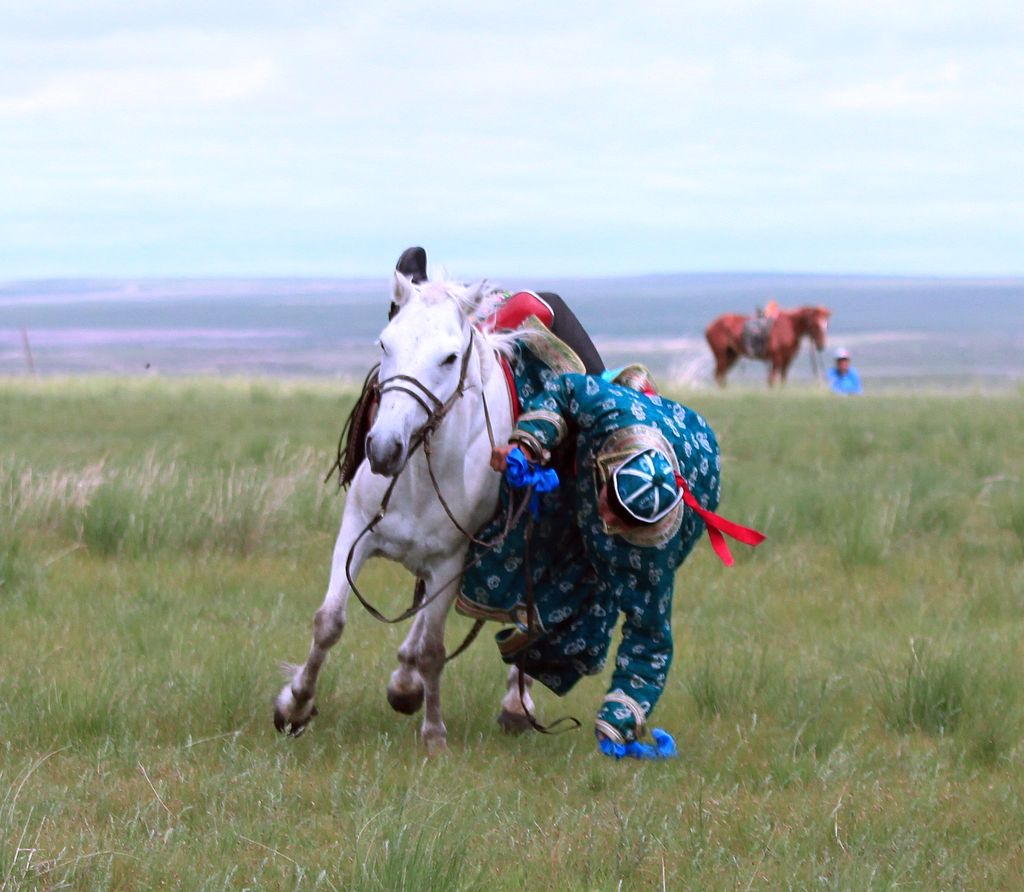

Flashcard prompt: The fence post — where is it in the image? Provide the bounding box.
[21,327,36,375]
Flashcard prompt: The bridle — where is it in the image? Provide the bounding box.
[341,317,580,734]
[343,325,528,632]
[371,326,499,543]
[375,325,478,445]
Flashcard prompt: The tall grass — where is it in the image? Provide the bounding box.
[1,448,338,559]
[873,639,971,736]
[994,485,1024,558]
[2,380,1024,889]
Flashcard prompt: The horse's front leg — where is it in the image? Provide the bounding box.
[716,350,738,387]
[273,517,371,737]
[414,555,465,753]
[387,611,427,715]
[780,353,795,385]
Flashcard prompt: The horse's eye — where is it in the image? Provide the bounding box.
[442,353,458,367]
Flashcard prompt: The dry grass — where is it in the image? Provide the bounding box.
[2,378,1023,890]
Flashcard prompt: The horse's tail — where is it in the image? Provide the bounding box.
[325,364,381,489]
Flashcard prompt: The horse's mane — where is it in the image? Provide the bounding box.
[795,304,830,317]
[417,271,518,359]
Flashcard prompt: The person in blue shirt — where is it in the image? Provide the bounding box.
[828,348,863,395]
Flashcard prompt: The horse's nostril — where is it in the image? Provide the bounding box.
[367,431,404,474]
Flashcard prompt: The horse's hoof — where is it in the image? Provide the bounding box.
[421,724,448,755]
[497,708,535,735]
[274,703,318,737]
[424,738,448,757]
[387,685,424,715]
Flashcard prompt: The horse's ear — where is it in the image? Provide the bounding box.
[392,270,416,308]
[462,280,489,314]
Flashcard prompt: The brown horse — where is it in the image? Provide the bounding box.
[705,305,831,386]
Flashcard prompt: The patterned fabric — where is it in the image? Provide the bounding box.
[459,359,722,744]
[603,363,658,396]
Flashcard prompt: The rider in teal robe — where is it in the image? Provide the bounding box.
[458,359,722,745]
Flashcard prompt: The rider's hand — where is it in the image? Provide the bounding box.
[490,444,518,472]
[493,442,539,472]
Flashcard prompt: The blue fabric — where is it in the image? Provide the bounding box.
[460,367,721,743]
[827,367,863,395]
[597,728,677,760]
[504,447,560,518]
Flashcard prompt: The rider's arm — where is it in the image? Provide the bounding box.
[507,375,577,463]
[594,582,673,745]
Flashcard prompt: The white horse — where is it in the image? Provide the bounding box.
[273,270,535,751]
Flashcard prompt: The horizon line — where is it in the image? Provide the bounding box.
[4,269,1024,286]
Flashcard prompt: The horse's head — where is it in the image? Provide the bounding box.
[805,306,831,350]
[365,272,487,477]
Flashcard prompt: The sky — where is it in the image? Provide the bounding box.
[1,1,1022,278]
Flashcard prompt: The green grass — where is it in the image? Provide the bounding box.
[2,377,1023,889]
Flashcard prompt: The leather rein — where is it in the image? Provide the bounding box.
[343,328,532,653]
[343,325,580,734]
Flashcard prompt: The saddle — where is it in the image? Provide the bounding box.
[742,315,773,359]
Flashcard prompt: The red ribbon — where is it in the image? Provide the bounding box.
[498,354,521,420]
[675,474,765,566]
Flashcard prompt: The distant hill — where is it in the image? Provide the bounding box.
[2,274,1021,387]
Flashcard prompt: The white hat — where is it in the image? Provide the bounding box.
[834,347,851,361]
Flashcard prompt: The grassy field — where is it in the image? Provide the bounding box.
[2,377,1023,890]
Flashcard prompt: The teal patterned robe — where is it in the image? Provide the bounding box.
[459,351,721,743]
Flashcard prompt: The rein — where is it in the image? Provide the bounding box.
[342,328,525,654]
[809,345,824,381]
[514,517,582,735]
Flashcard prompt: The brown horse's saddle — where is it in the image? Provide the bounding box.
[742,315,773,359]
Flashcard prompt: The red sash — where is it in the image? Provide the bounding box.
[674,474,765,566]
[499,354,520,421]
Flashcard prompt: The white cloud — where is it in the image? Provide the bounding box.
[827,64,965,112]
[0,59,277,116]
[0,3,1023,275]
